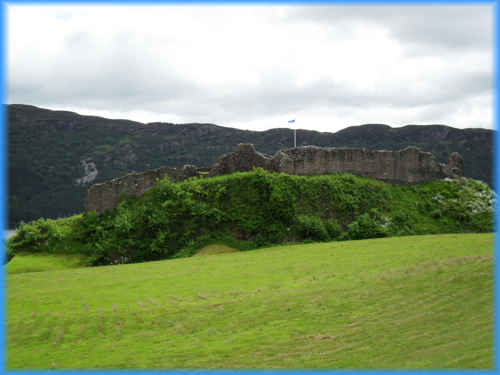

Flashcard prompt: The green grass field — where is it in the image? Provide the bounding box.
[7,233,494,369]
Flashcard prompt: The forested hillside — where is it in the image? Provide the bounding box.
[8,104,494,227]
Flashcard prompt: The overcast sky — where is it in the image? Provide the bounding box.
[7,4,494,132]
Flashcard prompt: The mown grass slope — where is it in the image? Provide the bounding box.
[8,233,493,369]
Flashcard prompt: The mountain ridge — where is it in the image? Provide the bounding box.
[7,104,494,227]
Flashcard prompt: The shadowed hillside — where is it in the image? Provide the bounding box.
[8,104,493,227]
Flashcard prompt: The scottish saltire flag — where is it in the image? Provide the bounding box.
[288,119,295,123]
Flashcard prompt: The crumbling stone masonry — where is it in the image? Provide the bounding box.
[86,143,463,214]
[86,165,198,213]
[210,144,464,184]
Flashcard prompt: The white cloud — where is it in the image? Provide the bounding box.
[7,4,494,132]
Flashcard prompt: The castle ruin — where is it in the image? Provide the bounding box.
[86,144,464,214]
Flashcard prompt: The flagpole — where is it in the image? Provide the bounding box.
[288,119,296,148]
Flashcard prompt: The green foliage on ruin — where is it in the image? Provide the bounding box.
[7,169,495,266]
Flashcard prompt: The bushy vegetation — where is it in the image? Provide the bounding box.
[8,170,495,265]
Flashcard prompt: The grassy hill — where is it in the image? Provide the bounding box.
[7,233,493,369]
[8,104,494,227]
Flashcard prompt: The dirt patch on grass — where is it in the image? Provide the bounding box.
[194,244,239,256]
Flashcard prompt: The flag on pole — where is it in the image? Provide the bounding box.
[288,119,295,123]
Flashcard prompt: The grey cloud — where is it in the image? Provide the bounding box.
[445,71,493,98]
[288,5,493,53]
[415,92,492,128]
[10,50,491,127]
[8,6,492,130]
[10,30,200,111]
[211,69,492,121]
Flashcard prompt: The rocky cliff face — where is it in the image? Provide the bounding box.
[76,159,98,185]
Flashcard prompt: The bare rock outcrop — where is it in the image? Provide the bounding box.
[76,158,98,185]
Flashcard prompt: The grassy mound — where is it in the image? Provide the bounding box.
[8,170,494,265]
[7,253,91,274]
[7,233,493,369]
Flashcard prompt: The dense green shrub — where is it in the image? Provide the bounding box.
[295,215,330,242]
[8,216,76,254]
[325,219,342,239]
[345,212,388,240]
[389,211,415,235]
[8,219,52,253]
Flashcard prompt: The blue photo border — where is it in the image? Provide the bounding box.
[0,1,497,373]
[1,0,7,372]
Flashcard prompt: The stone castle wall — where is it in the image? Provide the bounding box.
[86,165,198,213]
[86,143,463,214]
[209,144,463,185]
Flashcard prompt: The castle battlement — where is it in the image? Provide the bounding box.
[86,144,463,214]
